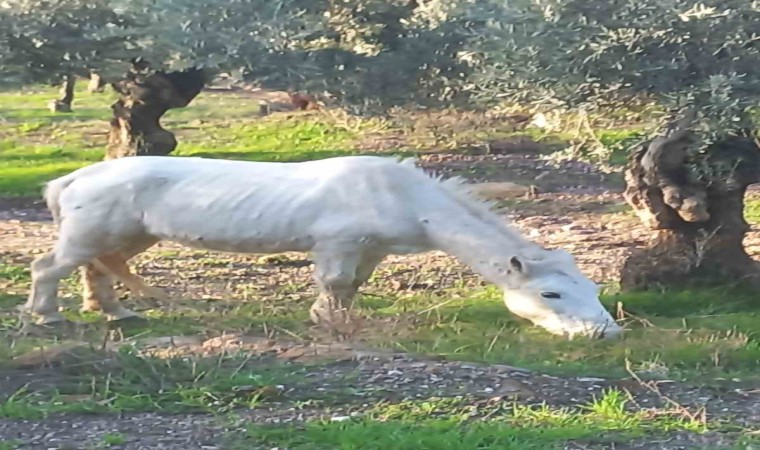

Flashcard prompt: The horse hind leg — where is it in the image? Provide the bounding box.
[80,239,168,322]
[80,261,141,322]
[21,251,85,325]
[93,252,170,301]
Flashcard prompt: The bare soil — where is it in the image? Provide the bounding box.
[0,345,756,449]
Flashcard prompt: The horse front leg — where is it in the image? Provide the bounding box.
[310,283,359,330]
[310,248,383,338]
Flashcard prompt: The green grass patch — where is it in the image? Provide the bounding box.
[0,115,362,196]
[244,419,596,450]
[0,441,21,450]
[0,82,651,197]
[0,263,29,284]
[0,142,105,196]
[100,433,126,447]
[174,119,357,161]
[3,245,760,383]
[0,85,116,122]
[597,128,645,166]
[366,285,760,381]
[238,390,702,450]
[0,84,373,196]
[3,278,760,383]
[0,347,304,418]
[128,300,311,337]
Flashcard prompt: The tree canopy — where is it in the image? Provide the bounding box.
[0,0,465,111]
[3,0,760,124]
[0,0,322,83]
[0,0,135,83]
[464,1,760,141]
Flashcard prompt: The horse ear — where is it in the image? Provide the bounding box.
[509,256,525,274]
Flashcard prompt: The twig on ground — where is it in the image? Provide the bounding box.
[616,301,656,327]
[416,298,458,316]
[624,358,707,426]
[273,325,307,342]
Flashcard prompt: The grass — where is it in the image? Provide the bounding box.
[1,82,760,447]
[0,346,307,418]
[0,82,645,197]
[0,84,371,196]
[101,433,126,447]
[371,285,760,381]
[0,264,29,284]
[3,253,760,383]
[0,115,359,196]
[234,390,703,449]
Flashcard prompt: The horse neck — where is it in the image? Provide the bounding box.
[424,210,543,287]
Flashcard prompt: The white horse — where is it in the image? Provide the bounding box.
[22,155,622,339]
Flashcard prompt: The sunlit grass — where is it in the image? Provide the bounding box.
[0,84,367,197]
[0,347,305,418]
[3,250,760,383]
[0,82,652,197]
[364,285,760,381]
[237,390,703,449]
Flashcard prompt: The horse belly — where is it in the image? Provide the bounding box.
[170,232,316,255]
[144,207,316,255]
[308,211,433,255]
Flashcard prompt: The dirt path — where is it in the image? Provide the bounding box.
[0,348,755,449]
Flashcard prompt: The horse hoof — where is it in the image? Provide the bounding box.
[309,306,350,326]
[106,315,147,328]
[18,319,79,337]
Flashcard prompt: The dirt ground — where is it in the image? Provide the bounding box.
[1,151,759,449]
[0,350,754,449]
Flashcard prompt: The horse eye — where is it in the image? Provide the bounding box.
[541,292,561,300]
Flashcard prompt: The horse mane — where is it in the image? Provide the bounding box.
[398,157,538,252]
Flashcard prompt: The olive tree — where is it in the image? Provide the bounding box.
[462,0,760,288]
[96,0,327,158]
[0,0,325,156]
[0,0,134,111]
[1,0,472,154]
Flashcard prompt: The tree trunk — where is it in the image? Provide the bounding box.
[620,112,760,290]
[87,71,106,93]
[48,74,75,113]
[105,60,207,160]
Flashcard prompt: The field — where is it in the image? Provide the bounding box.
[1,84,760,449]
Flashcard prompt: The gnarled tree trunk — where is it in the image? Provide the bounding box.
[48,74,75,113]
[105,60,207,160]
[87,70,105,93]
[620,112,760,290]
